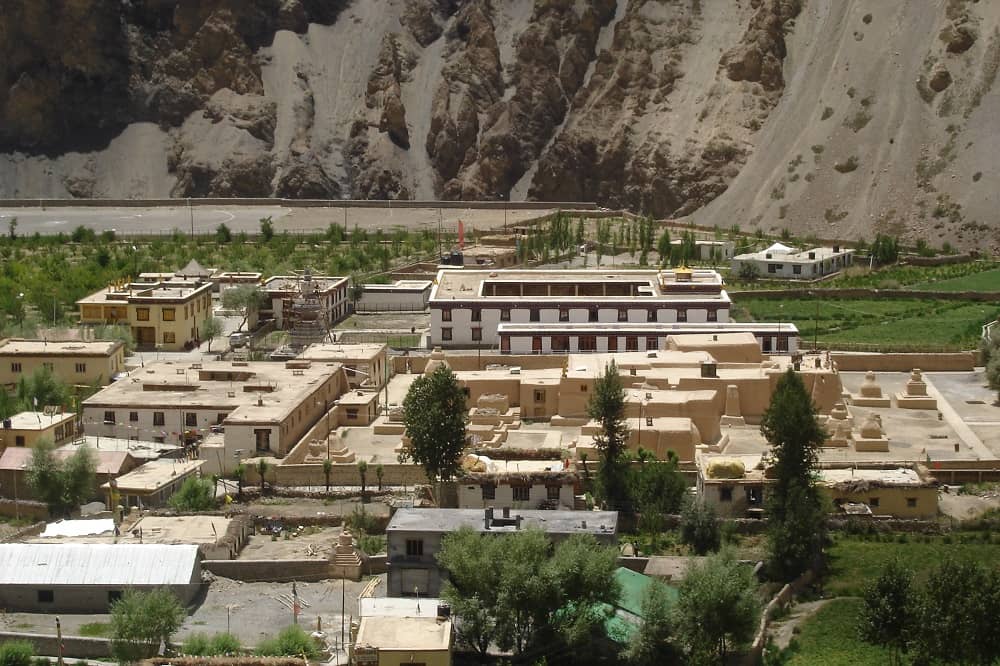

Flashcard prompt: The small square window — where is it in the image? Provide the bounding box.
[108,590,123,604]
[346,408,359,420]
[163,332,176,344]
[472,328,482,342]
[104,411,116,425]
[647,310,656,323]
[677,310,687,322]
[530,309,540,322]
[534,390,545,403]
[471,310,481,322]
[869,497,880,508]
[153,412,165,426]
[559,309,569,322]
[37,590,54,603]
[500,309,511,322]
[707,310,718,322]
[75,363,87,373]
[441,309,452,322]
[405,539,424,557]
[482,484,496,500]
[441,328,452,341]
[720,487,733,502]
[646,336,658,351]
[626,337,638,352]
[793,265,801,275]
[185,413,197,427]
[588,309,599,322]
[906,498,917,508]
[513,486,530,502]
[11,362,21,373]
[547,485,560,501]
[136,308,150,321]
[162,308,176,321]
[129,412,139,422]
[618,309,628,322]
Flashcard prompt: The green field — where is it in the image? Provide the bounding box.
[910,267,1000,292]
[780,598,891,665]
[733,297,993,350]
[825,534,1000,597]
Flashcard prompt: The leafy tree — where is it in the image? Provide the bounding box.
[199,316,223,352]
[7,217,16,240]
[26,440,96,517]
[234,463,245,500]
[401,364,467,483]
[349,283,364,310]
[629,452,687,516]
[587,360,629,510]
[680,500,722,555]
[627,581,679,665]
[909,559,1000,664]
[259,216,275,242]
[870,234,899,265]
[357,460,368,501]
[575,218,585,246]
[215,224,232,244]
[761,368,826,580]
[375,463,384,491]
[858,559,913,665]
[674,550,760,665]
[255,626,319,658]
[15,366,70,413]
[738,263,761,281]
[168,476,216,511]
[322,458,333,493]
[110,588,186,663]
[221,285,264,332]
[437,528,619,660]
[256,459,269,494]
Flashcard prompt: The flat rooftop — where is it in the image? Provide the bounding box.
[60,436,181,460]
[299,343,386,363]
[496,322,799,334]
[0,543,199,586]
[82,360,342,424]
[0,446,133,475]
[355,617,452,652]
[818,467,927,487]
[735,246,854,263]
[363,280,432,291]
[3,411,74,430]
[431,268,726,301]
[359,597,443,618]
[0,339,123,357]
[387,508,618,534]
[77,280,212,305]
[102,459,204,492]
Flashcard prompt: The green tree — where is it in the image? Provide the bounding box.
[909,559,1000,664]
[7,217,17,240]
[110,588,186,663]
[322,458,333,493]
[221,285,263,332]
[168,476,216,511]
[26,439,96,517]
[256,459,269,494]
[629,452,687,516]
[437,528,619,660]
[674,550,760,665]
[259,216,275,242]
[357,460,368,501]
[680,500,721,555]
[234,463,245,500]
[199,316,223,352]
[627,582,678,665]
[761,368,826,580]
[375,463,384,491]
[587,360,629,510]
[401,364,467,483]
[349,283,364,311]
[216,224,232,244]
[16,366,70,412]
[858,559,913,665]
[575,218,585,246]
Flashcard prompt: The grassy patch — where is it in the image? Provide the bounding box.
[825,535,1000,597]
[781,598,892,665]
[78,622,111,638]
[733,296,992,349]
[910,267,1000,291]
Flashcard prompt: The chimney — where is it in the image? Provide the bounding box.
[484,507,493,530]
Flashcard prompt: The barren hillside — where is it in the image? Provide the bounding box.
[0,0,996,249]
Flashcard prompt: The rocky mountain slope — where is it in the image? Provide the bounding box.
[0,0,997,249]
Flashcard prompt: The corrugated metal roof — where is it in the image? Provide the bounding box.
[0,544,199,586]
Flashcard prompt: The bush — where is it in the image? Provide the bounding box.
[182,632,243,656]
[680,500,721,555]
[0,641,34,666]
[346,506,380,535]
[256,626,319,658]
[168,477,216,512]
[181,633,211,656]
[209,633,242,656]
[357,532,387,555]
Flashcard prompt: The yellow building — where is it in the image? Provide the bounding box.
[819,467,939,520]
[0,338,126,389]
[0,411,76,450]
[77,279,214,351]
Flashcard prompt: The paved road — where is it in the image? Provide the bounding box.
[0,204,558,236]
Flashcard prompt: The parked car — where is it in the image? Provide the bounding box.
[229,332,249,348]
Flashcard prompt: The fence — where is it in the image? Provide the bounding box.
[352,303,429,314]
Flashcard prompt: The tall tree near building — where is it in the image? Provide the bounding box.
[110,588,186,663]
[357,460,368,501]
[401,364,467,483]
[587,360,630,510]
[256,459,269,495]
[858,559,913,666]
[322,458,333,493]
[26,439,95,517]
[674,550,760,665]
[761,368,827,580]
[221,285,264,332]
[199,316,223,352]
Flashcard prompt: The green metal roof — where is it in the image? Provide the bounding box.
[604,567,679,642]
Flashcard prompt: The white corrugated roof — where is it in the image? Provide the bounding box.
[0,544,199,586]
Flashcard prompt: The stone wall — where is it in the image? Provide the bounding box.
[832,352,975,371]
[0,499,49,521]
[245,462,429,488]
[203,559,331,583]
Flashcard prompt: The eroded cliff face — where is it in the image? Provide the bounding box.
[1,0,999,249]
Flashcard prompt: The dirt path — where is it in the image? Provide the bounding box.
[768,599,834,649]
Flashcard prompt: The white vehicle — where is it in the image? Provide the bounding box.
[229,332,249,348]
